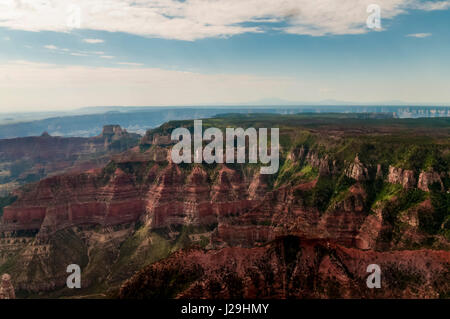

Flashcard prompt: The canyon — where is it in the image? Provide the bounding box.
[0,114,448,298]
[119,236,450,299]
[0,125,140,196]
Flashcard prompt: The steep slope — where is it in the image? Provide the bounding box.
[0,114,448,297]
[119,236,450,299]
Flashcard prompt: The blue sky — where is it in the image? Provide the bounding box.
[0,0,449,111]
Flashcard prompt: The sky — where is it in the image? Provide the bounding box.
[0,0,450,112]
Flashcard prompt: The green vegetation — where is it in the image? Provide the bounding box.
[327,176,357,209]
[375,188,428,244]
[384,189,427,223]
[299,164,316,178]
[0,194,17,218]
[311,176,335,212]
[98,160,117,185]
[420,183,449,236]
[292,175,335,212]
[110,223,215,287]
[2,113,449,298]
[371,183,403,208]
[383,264,424,291]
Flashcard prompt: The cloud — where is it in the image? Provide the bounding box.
[70,52,89,56]
[83,38,104,44]
[0,1,448,40]
[3,36,10,41]
[41,46,111,57]
[117,62,144,66]
[413,0,450,10]
[406,32,432,37]
[44,44,58,50]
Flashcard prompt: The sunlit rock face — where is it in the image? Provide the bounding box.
[0,115,448,298]
[388,166,416,189]
[417,170,444,192]
[1,135,448,249]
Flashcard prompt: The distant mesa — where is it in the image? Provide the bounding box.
[101,124,125,137]
[100,124,140,141]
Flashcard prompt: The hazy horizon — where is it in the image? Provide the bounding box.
[1,103,450,115]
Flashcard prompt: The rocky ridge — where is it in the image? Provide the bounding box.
[0,116,448,297]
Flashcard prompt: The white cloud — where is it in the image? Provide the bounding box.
[406,32,432,37]
[44,46,88,56]
[41,46,111,57]
[44,44,58,50]
[414,0,450,10]
[3,36,10,41]
[118,62,144,66]
[83,38,104,44]
[0,1,448,40]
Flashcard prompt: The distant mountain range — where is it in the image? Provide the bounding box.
[193,98,450,107]
[0,105,448,139]
[2,99,449,121]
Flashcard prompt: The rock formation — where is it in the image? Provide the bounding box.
[345,155,369,181]
[418,170,444,191]
[119,236,450,299]
[388,166,416,189]
[0,115,448,298]
[0,274,15,299]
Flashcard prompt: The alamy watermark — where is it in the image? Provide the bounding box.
[366,264,381,288]
[66,264,81,289]
[66,4,82,29]
[171,120,279,174]
[2,2,382,32]
[367,4,382,30]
